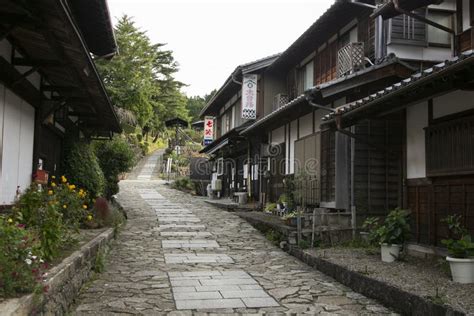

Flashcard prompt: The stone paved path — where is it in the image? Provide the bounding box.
[73,152,397,315]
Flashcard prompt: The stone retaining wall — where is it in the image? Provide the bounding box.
[288,247,465,316]
[0,229,114,316]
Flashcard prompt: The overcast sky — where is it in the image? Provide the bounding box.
[107,0,333,97]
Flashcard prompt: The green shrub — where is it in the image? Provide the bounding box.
[94,138,135,198]
[172,177,194,192]
[63,142,105,198]
[0,217,47,297]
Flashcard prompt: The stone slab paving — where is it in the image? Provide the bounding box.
[162,239,220,249]
[170,270,279,310]
[164,253,234,264]
[73,156,397,315]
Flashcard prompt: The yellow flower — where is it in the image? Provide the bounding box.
[82,205,88,210]
[61,176,67,183]
[69,184,76,190]
[87,215,93,221]
[51,182,56,187]
[7,218,13,224]
[51,175,56,179]
[48,190,53,195]
[63,205,67,209]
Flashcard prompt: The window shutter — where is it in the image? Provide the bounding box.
[390,9,427,45]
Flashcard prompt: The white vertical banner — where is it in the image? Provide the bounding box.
[203,116,214,146]
[241,74,257,119]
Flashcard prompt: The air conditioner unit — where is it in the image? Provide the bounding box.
[211,179,222,191]
[273,93,289,111]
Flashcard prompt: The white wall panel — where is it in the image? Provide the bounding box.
[433,90,474,119]
[271,126,285,144]
[299,112,313,138]
[406,102,428,179]
[289,120,298,174]
[0,88,35,204]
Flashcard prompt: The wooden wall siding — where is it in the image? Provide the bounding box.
[408,177,474,245]
[426,115,474,177]
[353,115,404,216]
[39,127,63,176]
[321,129,336,202]
[459,29,473,53]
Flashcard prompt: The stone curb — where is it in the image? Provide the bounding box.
[0,228,115,316]
[288,247,466,316]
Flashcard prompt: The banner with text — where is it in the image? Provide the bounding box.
[241,74,257,120]
[204,116,214,146]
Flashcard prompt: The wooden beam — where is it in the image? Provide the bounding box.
[12,57,64,67]
[12,67,38,86]
[41,85,77,93]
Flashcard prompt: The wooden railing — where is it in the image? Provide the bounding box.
[337,42,365,77]
[426,116,474,176]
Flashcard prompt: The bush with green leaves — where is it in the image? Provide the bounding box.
[94,138,135,198]
[442,214,474,258]
[374,208,411,245]
[63,142,105,198]
[172,177,194,192]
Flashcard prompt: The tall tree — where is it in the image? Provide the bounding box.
[96,15,189,134]
[186,89,217,122]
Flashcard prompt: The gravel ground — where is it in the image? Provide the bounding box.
[305,247,474,314]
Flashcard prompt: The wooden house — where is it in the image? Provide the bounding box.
[199,54,280,199]
[321,0,474,246]
[0,0,121,205]
[242,0,455,211]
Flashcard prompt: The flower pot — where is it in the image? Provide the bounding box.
[380,244,401,263]
[285,217,305,227]
[446,257,474,284]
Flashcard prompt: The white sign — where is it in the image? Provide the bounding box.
[204,116,214,145]
[241,74,258,119]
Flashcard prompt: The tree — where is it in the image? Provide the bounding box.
[186,89,217,122]
[96,15,189,135]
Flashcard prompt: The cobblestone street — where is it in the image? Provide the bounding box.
[73,152,396,315]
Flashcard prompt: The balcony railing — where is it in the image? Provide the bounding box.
[337,42,365,77]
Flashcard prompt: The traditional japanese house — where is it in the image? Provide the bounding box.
[199,54,280,200]
[320,0,474,246]
[242,0,455,213]
[0,0,121,205]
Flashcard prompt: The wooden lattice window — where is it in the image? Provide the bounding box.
[426,116,474,176]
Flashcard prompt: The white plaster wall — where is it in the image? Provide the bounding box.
[289,120,298,174]
[271,126,285,144]
[406,102,428,179]
[387,44,452,62]
[429,0,455,11]
[0,87,35,204]
[463,0,471,31]
[299,112,313,138]
[0,39,12,62]
[433,90,474,119]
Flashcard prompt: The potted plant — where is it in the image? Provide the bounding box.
[264,203,277,214]
[374,209,410,263]
[282,211,305,227]
[441,215,474,284]
[277,194,288,211]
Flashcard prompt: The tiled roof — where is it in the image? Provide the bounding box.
[240,95,307,135]
[322,50,474,122]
